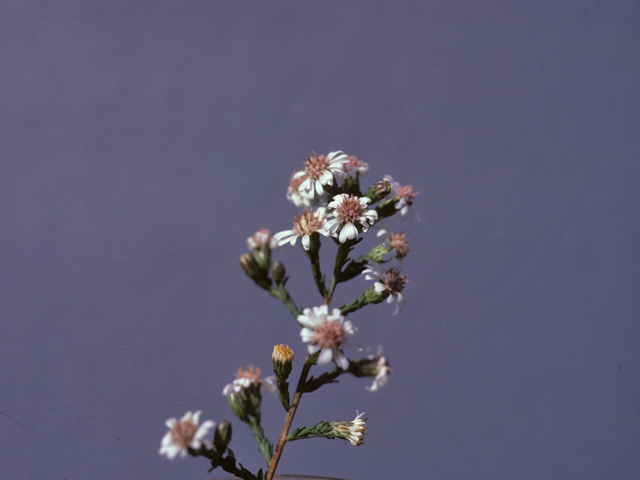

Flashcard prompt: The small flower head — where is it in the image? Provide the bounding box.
[295,151,350,198]
[247,228,278,251]
[330,411,367,446]
[362,265,408,315]
[325,194,378,243]
[223,365,275,396]
[159,411,215,460]
[287,170,312,207]
[298,305,355,369]
[343,155,369,177]
[272,344,294,381]
[239,253,271,290]
[377,229,411,260]
[272,344,294,364]
[364,180,392,203]
[383,175,419,220]
[273,208,329,251]
[223,365,275,420]
[366,347,392,392]
[213,420,232,453]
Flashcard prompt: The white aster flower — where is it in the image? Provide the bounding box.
[324,194,378,243]
[362,264,408,315]
[273,207,329,251]
[330,411,367,446]
[159,410,215,460]
[366,346,392,392]
[222,365,276,397]
[342,155,369,177]
[298,305,355,369]
[294,151,349,198]
[247,228,278,251]
[383,175,419,220]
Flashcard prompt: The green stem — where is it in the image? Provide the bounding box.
[249,417,273,464]
[269,284,301,321]
[324,240,355,306]
[304,237,327,298]
[266,355,314,480]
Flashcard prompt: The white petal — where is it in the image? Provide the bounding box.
[342,319,356,335]
[160,431,173,447]
[339,223,358,243]
[317,347,333,365]
[333,350,349,370]
[374,282,386,293]
[300,327,316,342]
[301,234,311,250]
[298,313,319,328]
[165,418,177,429]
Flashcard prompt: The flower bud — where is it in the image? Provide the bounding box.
[253,246,271,272]
[239,253,261,280]
[272,344,294,381]
[213,420,232,452]
[239,253,272,290]
[364,180,391,203]
[364,244,392,263]
[271,261,286,286]
[226,390,247,421]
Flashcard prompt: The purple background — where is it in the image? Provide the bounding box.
[2,1,639,479]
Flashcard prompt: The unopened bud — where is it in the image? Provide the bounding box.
[365,180,391,203]
[239,253,272,290]
[364,244,392,263]
[253,248,270,271]
[214,420,232,452]
[273,344,294,411]
[239,253,261,280]
[272,344,294,380]
[226,390,247,420]
[271,261,286,285]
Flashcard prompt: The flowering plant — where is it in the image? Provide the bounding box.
[160,151,416,479]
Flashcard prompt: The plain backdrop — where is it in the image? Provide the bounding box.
[1,1,639,479]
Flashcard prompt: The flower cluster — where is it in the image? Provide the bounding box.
[161,150,418,480]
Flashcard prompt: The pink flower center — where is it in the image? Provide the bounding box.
[384,268,407,294]
[396,185,418,205]
[343,155,364,173]
[236,365,262,385]
[293,208,325,235]
[171,420,196,448]
[314,320,346,350]
[387,232,410,258]
[304,153,330,179]
[335,195,366,225]
[248,229,271,249]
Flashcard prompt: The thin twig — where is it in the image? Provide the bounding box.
[265,355,314,480]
